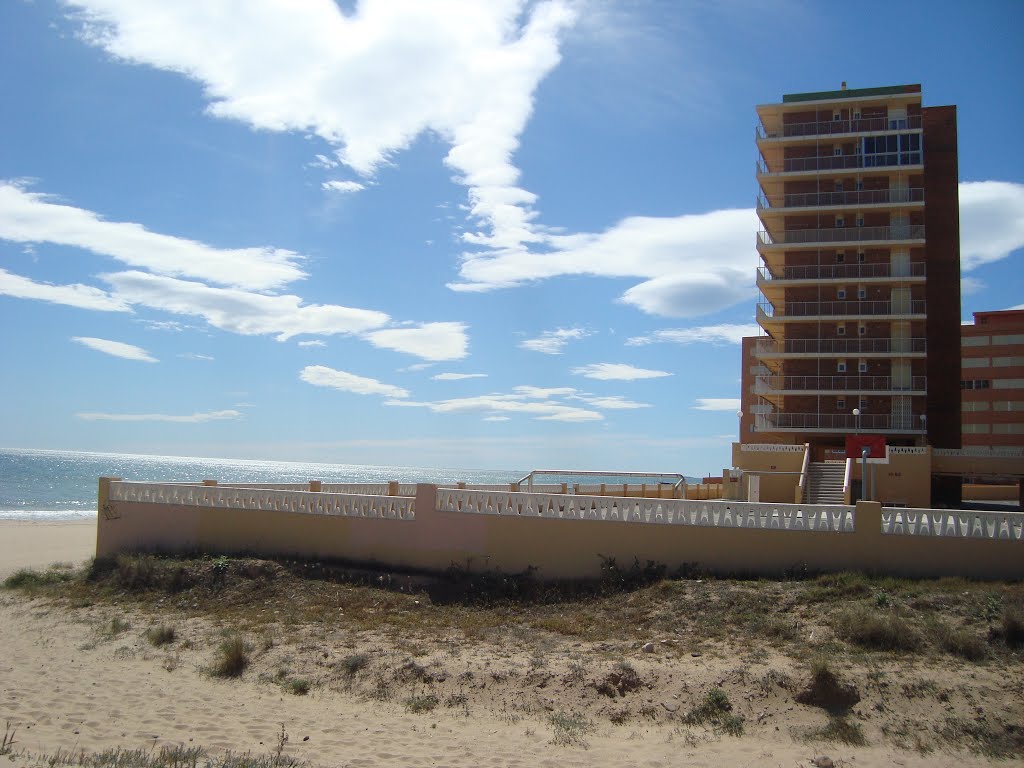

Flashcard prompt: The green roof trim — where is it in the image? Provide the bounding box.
[782,84,921,103]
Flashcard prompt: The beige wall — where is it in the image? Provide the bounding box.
[96,481,1023,580]
[849,450,932,508]
[963,483,1019,502]
[731,443,806,502]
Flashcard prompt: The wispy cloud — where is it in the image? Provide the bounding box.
[0,267,128,313]
[298,340,327,348]
[72,336,157,362]
[178,352,214,361]
[573,395,650,409]
[627,323,758,346]
[0,181,306,291]
[76,409,241,422]
[571,363,672,381]
[322,180,365,194]
[432,372,488,381]
[483,415,510,422]
[519,327,590,354]
[693,398,741,412]
[365,322,469,361]
[300,365,410,398]
[384,393,603,422]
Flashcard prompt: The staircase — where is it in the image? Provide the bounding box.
[804,461,846,504]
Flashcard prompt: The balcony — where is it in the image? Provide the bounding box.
[757,188,924,211]
[757,263,925,282]
[755,374,927,394]
[755,412,927,434]
[754,337,927,356]
[757,153,922,176]
[756,115,922,140]
[758,300,927,320]
[757,225,925,249]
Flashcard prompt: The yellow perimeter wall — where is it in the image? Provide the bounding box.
[96,481,1022,581]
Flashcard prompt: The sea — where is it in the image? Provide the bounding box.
[0,448,692,522]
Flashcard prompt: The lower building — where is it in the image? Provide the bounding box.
[962,309,1024,448]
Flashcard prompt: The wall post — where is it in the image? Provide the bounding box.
[96,476,121,557]
[202,479,218,486]
[309,480,322,493]
[388,480,400,496]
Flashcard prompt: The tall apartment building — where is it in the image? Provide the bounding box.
[962,309,1024,448]
[744,83,961,455]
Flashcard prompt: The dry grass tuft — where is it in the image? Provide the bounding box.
[144,624,176,647]
[212,635,251,678]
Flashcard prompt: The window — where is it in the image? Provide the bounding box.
[836,251,845,263]
[858,360,868,373]
[837,288,847,299]
[833,147,842,156]
[856,215,865,227]
[962,335,990,347]
[833,111,841,121]
[963,357,990,368]
[862,133,920,167]
[858,323,866,336]
[857,286,867,299]
[837,361,847,373]
[836,398,846,409]
[993,334,1024,345]
[858,251,866,263]
[960,379,992,390]
[993,423,1024,434]
[836,216,845,228]
[994,379,1024,389]
[962,402,989,412]
[993,356,1024,367]
[963,423,991,434]
[853,111,861,120]
[994,400,1024,411]
[834,181,843,192]
[859,398,868,409]
[837,325,846,336]
[855,179,864,191]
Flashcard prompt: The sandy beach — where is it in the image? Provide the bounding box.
[0,519,97,580]
[1,524,1021,767]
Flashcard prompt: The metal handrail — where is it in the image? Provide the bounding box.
[755,375,927,392]
[757,225,925,246]
[757,263,925,281]
[754,337,927,355]
[515,469,686,493]
[757,188,924,210]
[758,300,927,318]
[756,114,922,140]
[758,153,923,174]
[756,412,927,432]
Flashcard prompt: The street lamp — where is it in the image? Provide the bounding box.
[853,408,869,500]
[852,407,861,433]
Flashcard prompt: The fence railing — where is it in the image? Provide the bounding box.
[882,508,1024,541]
[757,153,922,175]
[756,412,926,432]
[757,262,925,282]
[758,188,924,210]
[758,225,925,247]
[755,375,927,392]
[435,488,855,532]
[759,300,927,318]
[757,115,922,140]
[754,337,926,355]
[109,481,416,519]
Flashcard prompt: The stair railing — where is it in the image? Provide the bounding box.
[843,457,853,504]
[795,443,811,503]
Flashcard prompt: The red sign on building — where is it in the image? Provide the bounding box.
[846,435,887,459]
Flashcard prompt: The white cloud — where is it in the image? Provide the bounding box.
[298,340,327,348]
[627,323,758,346]
[0,267,129,312]
[961,276,985,296]
[72,335,157,362]
[300,365,410,398]
[322,180,365,193]
[959,181,1024,270]
[365,322,469,361]
[102,270,389,341]
[452,208,759,318]
[0,181,306,291]
[573,395,650,409]
[308,153,339,169]
[67,0,577,277]
[519,327,590,354]
[384,392,602,422]
[483,415,510,422]
[432,372,487,381]
[178,352,214,361]
[693,398,741,412]
[571,363,672,381]
[512,385,577,398]
[400,362,435,372]
[76,409,242,422]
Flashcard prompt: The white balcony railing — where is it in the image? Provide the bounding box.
[758,225,925,247]
[758,300,927,319]
[755,375,927,393]
[757,263,925,282]
[754,337,927,355]
[756,115,922,140]
[757,153,923,175]
[758,188,924,210]
[755,412,927,433]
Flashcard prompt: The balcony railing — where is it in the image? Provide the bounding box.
[757,188,924,210]
[754,337,927,355]
[757,154,922,175]
[755,412,926,433]
[758,300,927,318]
[758,263,925,282]
[756,115,922,140]
[755,375,927,393]
[758,225,925,247]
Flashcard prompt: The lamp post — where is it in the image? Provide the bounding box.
[853,408,869,500]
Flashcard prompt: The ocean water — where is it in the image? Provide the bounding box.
[0,448,693,522]
[0,448,524,521]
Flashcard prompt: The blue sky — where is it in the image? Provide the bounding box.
[1,0,1022,474]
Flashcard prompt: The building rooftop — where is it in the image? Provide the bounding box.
[782,83,921,103]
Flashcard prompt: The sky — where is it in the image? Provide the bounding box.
[1,0,1023,475]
